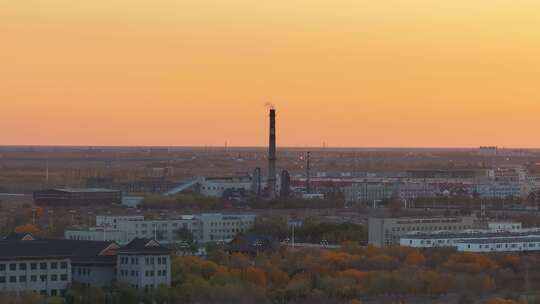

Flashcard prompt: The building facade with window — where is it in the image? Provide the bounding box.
[67,213,256,245]
[0,235,171,294]
[116,239,171,290]
[368,216,477,247]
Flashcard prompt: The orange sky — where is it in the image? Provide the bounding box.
[1,0,540,147]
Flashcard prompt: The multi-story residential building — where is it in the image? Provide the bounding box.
[488,221,522,231]
[116,239,171,290]
[368,216,477,247]
[66,213,256,245]
[96,214,145,230]
[198,213,256,243]
[344,183,395,204]
[474,183,522,199]
[0,234,170,295]
[457,237,540,252]
[344,182,438,204]
[65,227,127,244]
[115,216,201,244]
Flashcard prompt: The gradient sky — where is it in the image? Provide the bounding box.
[2,0,540,147]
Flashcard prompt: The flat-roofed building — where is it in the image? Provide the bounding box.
[400,230,540,249]
[198,213,256,243]
[96,214,145,230]
[34,188,122,207]
[69,213,257,245]
[457,236,540,252]
[368,216,477,247]
[65,227,127,244]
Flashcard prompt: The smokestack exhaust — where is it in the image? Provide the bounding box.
[268,108,277,198]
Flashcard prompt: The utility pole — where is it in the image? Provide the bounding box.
[306,151,311,194]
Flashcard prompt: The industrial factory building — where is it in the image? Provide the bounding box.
[33,188,122,207]
[368,216,477,247]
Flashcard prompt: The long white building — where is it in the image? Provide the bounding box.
[66,213,256,245]
[457,237,540,253]
[400,225,540,252]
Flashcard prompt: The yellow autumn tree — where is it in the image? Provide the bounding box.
[14,224,41,236]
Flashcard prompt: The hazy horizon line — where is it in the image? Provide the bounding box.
[1,144,539,150]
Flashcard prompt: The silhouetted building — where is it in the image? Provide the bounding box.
[33,188,122,207]
[280,170,291,197]
[252,167,262,196]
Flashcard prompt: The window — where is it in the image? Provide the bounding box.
[40,263,47,270]
[60,262,68,269]
[51,274,58,281]
[51,262,58,269]
[19,276,26,282]
[51,290,57,296]
[30,263,37,270]
[40,275,47,282]
[31,275,37,282]
[10,276,16,283]
[9,264,16,271]
[60,274,68,281]
[0,264,4,271]
[19,263,26,270]
[0,277,5,283]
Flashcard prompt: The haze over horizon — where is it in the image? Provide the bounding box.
[2,1,539,148]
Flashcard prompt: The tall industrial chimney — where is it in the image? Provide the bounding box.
[268,108,277,198]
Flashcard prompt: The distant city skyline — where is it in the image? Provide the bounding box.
[2,1,540,147]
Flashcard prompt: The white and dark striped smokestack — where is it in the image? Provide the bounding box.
[268,108,277,198]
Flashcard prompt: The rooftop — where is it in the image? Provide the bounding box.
[47,188,121,193]
[458,237,540,244]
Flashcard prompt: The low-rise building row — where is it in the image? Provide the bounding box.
[0,234,171,296]
[65,213,256,245]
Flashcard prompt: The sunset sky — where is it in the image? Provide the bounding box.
[2,0,540,147]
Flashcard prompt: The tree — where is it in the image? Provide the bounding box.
[404,251,426,267]
[175,227,197,253]
[14,224,41,236]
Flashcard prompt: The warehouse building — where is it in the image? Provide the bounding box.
[33,188,122,207]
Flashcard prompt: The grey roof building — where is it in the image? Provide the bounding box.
[0,234,171,295]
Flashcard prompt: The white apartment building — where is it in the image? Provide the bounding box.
[0,235,171,295]
[369,216,477,247]
[67,213,256,245]
[116,216,201,244]
[65,227,127,244]
[96,214,145,230]
[198,213,256,243]
[474,183,522,199]
[116,239,171,290]
[488,221,522,231]
[457,237,540,253]
[0,257,71,297]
